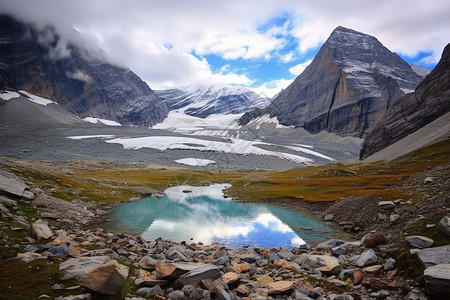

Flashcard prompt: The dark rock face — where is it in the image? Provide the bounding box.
[239,26,423,137]
[360,43,450,159]
[0,15,168,126]
[156,86,269,118]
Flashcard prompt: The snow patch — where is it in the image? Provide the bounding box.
[153,110,241,129]
[20,91,56,106]
[0,91,20,101]
[83,117,122,126]
[105,135,314,164]
[246,114,292,129]
[67,135,115,140]
[175,158,216,167]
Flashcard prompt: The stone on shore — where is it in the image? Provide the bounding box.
[78,261,129,295]
[156,263,197,281]
[415,245,450,267]
[59,256,113,280]
[31,219,54,239]
[362,232,387,248]
[175,264,221,287]
[320,264,342,276]
[357,249,378,267]
[438,215,450,237]
[424,264,450,298]
[406,236,434,248]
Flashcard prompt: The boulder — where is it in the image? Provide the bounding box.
[78,261,129,295]
[165,244,193,261]
[406,236,434,248]
[424,264,450,298]
[31,219,54,239]
[221,272,240,285]
[362,233,387,248]
[156,263,197,281]
[181,284,204,300]
[357,249,378,267]
[416,245,450,267]
[296,254,339,269]
[362,277,399,290]
[0,170,33,199]
[139,256,158,270]
[175,264,221,287]
[268,281,294,295]
[138,285,164,298]
[59,256,113,280]
[257,274,274,287]
[438,215,450,237]
[320,264,343,276]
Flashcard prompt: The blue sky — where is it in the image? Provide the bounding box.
[1,0,449,96]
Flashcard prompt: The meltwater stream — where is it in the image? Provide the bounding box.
[107,184,345,249]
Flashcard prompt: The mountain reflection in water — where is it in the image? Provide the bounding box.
[109,184,343,249]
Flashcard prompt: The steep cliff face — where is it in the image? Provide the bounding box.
[156,85,270,118]
[239,26,424,137]
[360,43,450,159]
[0,15,168,126]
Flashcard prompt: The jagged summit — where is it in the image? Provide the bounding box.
[239,26,423,137]
[156,85,270,118]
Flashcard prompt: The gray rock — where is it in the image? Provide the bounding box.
[165,245,193,262]
[331,246,343,257]
[138,256,158,270]
[175,264,221,287]
[46,245,69,257]
[406,236,434,248]
[384,258,396,271]
[424,177,434,183]
[137,285,164,298]
[266,251,279,262]
[438,215,450,237]
[167,290,186,300]
[215,255,229,265]
[416,245,450,267]
[59,256,113,280]
[424,264,450,298]
[324,214,334,221]
[239,253,260,263]
[389,214,400,223]
[316,239,344,249]
[256,258,269,267]
[357,249,378,267]
[378,201,395,207]
[31,219,54,239]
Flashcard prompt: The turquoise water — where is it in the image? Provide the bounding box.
[108,184,344,249]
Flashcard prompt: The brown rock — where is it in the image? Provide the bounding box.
[268,281,294,295]
[353,269,365,285]
[234,284,250,296]
[78,261,129,295]
[52,237,68,245]
[362,277,399,290]
[320,264,343,276]
[274,259,294,269]
[363,232,387,248]
[156,263,195,280]
[68,243,83,258]
[135,269,169,287]
[231,261,252,273]
[221,272,240,285]
[257,274,274,287]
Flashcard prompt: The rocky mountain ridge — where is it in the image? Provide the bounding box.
[360,43,450,159]
[0,15,168,127]
[240,26,424,138]
[156,85,270,118]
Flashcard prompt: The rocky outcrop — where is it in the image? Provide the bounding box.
[239,26,423,138]
[360,43,450,159]
[0,15,168,126]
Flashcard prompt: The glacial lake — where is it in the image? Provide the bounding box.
[108,184,345,249]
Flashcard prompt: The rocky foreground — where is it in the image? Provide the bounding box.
[1,167,450,300]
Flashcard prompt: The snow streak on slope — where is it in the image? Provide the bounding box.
[105,135,315,164]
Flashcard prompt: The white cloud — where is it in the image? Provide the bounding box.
[252,78,293,98]
[289,59,313,76]
[66,69,92,82]
[1,0,449,89]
